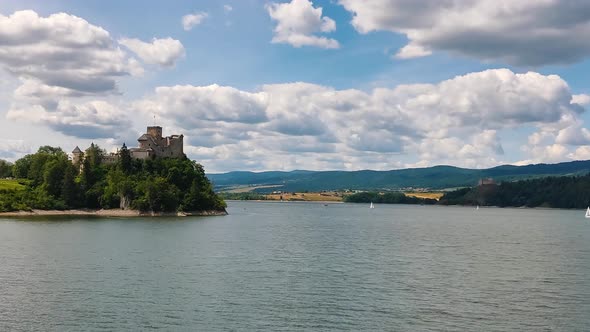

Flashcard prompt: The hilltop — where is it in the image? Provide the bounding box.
[0,145,226,215]
[207,160,590,192]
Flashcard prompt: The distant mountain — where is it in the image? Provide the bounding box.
[206,160,590,192]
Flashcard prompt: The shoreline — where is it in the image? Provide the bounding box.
[0,209,228,218]
[225,199,343,204]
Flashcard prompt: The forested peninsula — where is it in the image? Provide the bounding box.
[0,145,226,215]
[345,174,590,209]
[438,174,590,209]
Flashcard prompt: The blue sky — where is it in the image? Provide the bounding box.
[1,0,590,172]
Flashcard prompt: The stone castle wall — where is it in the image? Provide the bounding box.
[72,126,184,164]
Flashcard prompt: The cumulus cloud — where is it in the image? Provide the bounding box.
[555,125,590,146]
[7,100,132,139]
[572,94,590,106]
[134,69,589,171]
[568,146,590,160]
[136,84,268,125]
[521,144,570,164]
[0,10,141,94]
[182,12,208,31]
[224,5,233,13]
[267,0,339,49]
[339,0,590,66]
[119,37,185,67]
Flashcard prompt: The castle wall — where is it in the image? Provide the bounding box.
[73,126,183,163]
[130,149,152,160]
[167,135,184,157]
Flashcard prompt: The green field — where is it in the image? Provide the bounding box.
[0,179,25,191]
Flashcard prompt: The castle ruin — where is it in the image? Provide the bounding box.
[130,126,184,159]
[72,126,184,163]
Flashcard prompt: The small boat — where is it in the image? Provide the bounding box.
[585,206,590,219]
[370,202,374,209]
[476,205,479,210]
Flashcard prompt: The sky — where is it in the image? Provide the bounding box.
[1,0,590,173]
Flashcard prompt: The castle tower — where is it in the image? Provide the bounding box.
[72,146,83,165]
[147,126,162,139]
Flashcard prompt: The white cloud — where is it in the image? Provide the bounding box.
[182,12,208,31]
[134,69,588,172]
[522,144,570,164]
[0,10,141,94]
[224,5,233,13]
[136,84,268,125]
[395,43,432,59]
[568,146,590,160]
[0,10,145,142]
[555,125,590,146]
[7,100,132,139]
[339,0,590,66]
[572,94,590,106]
[119,37,185,67]
[267,0,339,49]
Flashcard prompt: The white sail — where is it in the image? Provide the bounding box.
[585,207,590,218]
[370,202,374,209]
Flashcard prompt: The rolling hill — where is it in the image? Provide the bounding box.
[206,160,590,192]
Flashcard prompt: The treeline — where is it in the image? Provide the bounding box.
[218,192,268,200]
[0,145,226,213]
[344,191,437,205]
[439,174,590,208]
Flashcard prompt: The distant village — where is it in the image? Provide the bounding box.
[71,126,184,164]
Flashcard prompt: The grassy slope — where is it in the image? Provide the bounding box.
[0,179,25,191]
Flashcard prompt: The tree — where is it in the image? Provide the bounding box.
[119,143,132,174]
[85,143,104,168]
[0,159,13,178]
[12,155,32,178]
[4,145,227,213]
[61,163,80,208]
[43,159,67,198]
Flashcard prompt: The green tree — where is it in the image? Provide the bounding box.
[12,154,33,178]
[61,163,80,208]
[42,159,67,198]
[0,159,13,178]
[119,143,132,174]
[4,145,227,213]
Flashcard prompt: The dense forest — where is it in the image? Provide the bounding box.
[439,174,590,208]
[0,145,226,213]
[343,191,437,205]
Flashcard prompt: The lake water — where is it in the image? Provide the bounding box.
[1,201,589,331]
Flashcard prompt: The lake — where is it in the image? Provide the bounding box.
[1,201,589,331]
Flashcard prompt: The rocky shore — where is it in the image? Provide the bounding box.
[0,209,228,217]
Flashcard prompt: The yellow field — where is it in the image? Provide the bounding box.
[264,192,343,202]
[225,185,283,193]
[404,192,444,200]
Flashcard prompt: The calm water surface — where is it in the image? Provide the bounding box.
[1,202,589,331]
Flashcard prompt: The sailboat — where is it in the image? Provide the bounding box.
[370,202,374,209]
[476,205,480,210]
[585,206,590,219]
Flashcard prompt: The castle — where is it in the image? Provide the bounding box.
[72,126,184,164]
